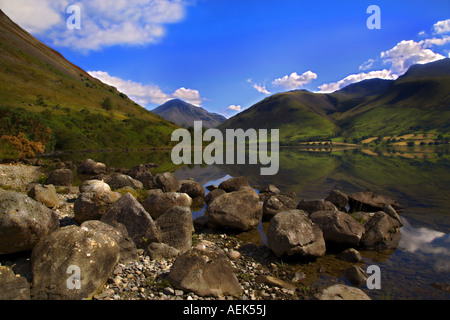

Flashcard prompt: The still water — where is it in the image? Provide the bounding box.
[55,145,450,300]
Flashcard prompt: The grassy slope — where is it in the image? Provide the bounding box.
[0,10,178,155]
[338,59,450,139]
[219,90,340,143]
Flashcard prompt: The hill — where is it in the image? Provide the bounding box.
[220,59,450,144]
[152,99,226,129]
[0,10,178,159]
[218,90,341,143]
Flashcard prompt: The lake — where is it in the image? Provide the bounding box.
[52,144,450,300]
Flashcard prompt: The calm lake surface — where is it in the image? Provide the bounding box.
[54,145,450,300]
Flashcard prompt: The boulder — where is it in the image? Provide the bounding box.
[27,184,59,208]
[315,284,371,300]
[0,266,30,300]
[263,194,297,221]
[103,173,143,190]
[80,220,139,263]
[297,199,337,214]
[77,159,106,175]
[348,190,402,212]
[155,206,193,253]
[126,164,156,189]
[144,242,180,260]
[218,176,249,192]
[310,210,365,247]
[0,190,59,254]
[79,180,111,194]
[205,188,226,204]
[31,225,120,300]
[142,192,193,220]
[179,180,205,199]
[267,209,326,258]
[74,191,121,224]
[383,205,403,227]
[336,248,362,263]
[46,169,73,187]
[258,184,281,202]
[325,190,349,211]
[343,265,367,287]
[154,172,180,192]
[101,193,161,249]
[166,247,243,297]
[360,211,402,251]
[207,186,263,231]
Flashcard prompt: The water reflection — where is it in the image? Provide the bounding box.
[399,218,450,272]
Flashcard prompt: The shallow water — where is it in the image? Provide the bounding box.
[51,145,450,299]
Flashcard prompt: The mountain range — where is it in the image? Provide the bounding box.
[152,99,227,129]
[219,58,450,144]
[0,7,448,159]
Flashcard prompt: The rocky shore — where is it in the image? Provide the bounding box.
[0,158,406,301]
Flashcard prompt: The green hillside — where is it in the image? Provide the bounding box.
[218,90,341,144]
[220,59,450,144]
[0,10,178,159]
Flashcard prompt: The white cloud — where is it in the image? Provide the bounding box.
[0,0,64,34]
[380,40,445,74]
[0,0,189,51]
[318,69,397,93]
[433,19,450,34]
[88,71,203,106]
[247,79,271,95]
[359,58,375,71]
[421,36,450,48]
[227,105,242,112]
[272,71,318,90]
[172,87,203,106]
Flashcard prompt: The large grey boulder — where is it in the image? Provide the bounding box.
[0,190,59,254]
[27,184,59,208]
[360,211,402,251]
[310,210,365,247]
[80,220,139,263]
[166,247,243,298]
[267,209,326,258]
[31,225,120,300]
[155,206,193,253]
[207,186,263,231]
[77,159,106,175]
[74,191,121,224]
[0,266,30,300]
[142,192,192,220]
[101,193,161,249]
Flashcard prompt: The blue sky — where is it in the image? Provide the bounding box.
[0,0,449,117]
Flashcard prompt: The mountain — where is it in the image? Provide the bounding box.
[218,90,340,143]
[152,99,227,129]
[0,10,178,158]
[220,59,450,144]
